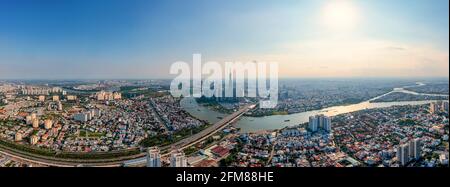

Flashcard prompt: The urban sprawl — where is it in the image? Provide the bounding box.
[0,80,448,167]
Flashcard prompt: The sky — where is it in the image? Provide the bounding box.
[0,0,448,79]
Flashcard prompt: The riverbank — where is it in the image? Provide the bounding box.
[181,83,449,133]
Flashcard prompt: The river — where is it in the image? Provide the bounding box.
[182,83,449,132]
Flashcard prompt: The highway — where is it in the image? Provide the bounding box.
[0,103,255,167]
[123,103,255,166]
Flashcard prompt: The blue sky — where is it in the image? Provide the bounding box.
[0,0,448,79]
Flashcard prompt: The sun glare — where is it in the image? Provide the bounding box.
[321,0,359,31]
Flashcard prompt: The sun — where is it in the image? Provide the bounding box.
[321,0,359,31]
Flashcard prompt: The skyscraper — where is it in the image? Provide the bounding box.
[146,147,161,167]
[397,138,421,166]
[397,144,409,166]
[308,116,319,132]
[323,116,332,132]
[409,138,421,160]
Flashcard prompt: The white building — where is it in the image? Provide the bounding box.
[170,150,187,167]
[96,91,122,101]
[67,95,77,101]
[30,135,39,145]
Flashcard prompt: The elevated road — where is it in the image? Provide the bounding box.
[0,103,255,167]
[163,103,255,151]
[123,103,255,166]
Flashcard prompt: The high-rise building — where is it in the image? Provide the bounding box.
[66,95,77,101]
[397,138,421,166]
[96,91,122,101]
[44,119,53,130]
[52,95,60,102]
[74,113,89,122]
[397,144,409,166]
[89,109,101,118]
[170,150,187,167]
[430,102,440,114]
[113,92,122,100]
[30,135,39,145]
[32,118,39,128]
[15,132,22,142]
[146,147,161,167]
[26,115,33,125]
[31,113,37,120]
[38,95,45,102]
[409,138,421,160]
[308,116,319,132]
[308,114,332,133]
[323,116,332,132]
[57,101,63,111]
[442,101,449,113]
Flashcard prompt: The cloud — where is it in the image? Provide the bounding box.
[228,39,449,78]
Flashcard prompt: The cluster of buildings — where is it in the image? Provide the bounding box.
[249,82,390,117]
[95,91,122,101]
[73,109,102,122]
[430,101,449,114]
[20,86,64,96]
[36,95,76,102]
[1,111,65,149]
[229,126,347,167]
[151,96,203,131]
[397,138,421,166]
[0,83,169,153]
[218,103,448,167]
[308,114,332,132]
[332,104,448,167]
[146,147,188,167]
[58,99,163,151]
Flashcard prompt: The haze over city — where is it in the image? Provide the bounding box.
[0,0,448,79]
[0,0,449,173]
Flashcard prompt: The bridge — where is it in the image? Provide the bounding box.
[0,103,256,167]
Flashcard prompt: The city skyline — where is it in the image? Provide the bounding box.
[0,0,449,79]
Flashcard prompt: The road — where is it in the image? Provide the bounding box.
[0,103,255,167]
[123,103,255,166]
[163,103,255,151]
